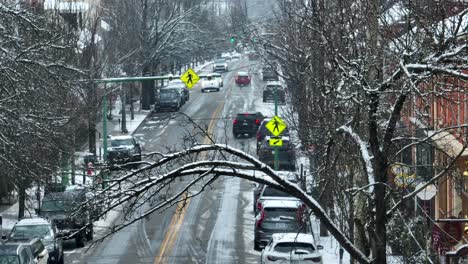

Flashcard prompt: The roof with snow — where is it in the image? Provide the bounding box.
[44,0,89,12]
[14,217,50,226]
[110,135,134,140]
[262,199,302,209]
[271,233,316,244]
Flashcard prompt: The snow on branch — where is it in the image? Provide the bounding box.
[337,126,375,193]
[75,143,372,263]
[405,64,468,80]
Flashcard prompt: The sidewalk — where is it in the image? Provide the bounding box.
[0,101,150,233]
[0,60,213,232]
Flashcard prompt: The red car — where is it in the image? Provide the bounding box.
[235,71,251,86]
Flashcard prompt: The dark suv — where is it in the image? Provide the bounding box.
[8,218,64,264]
[258,136,296,171]
[256,118,290,153]
[261,65,279,81]
[38,186,96,249]
[232,112,264,138]
[254,200,308,250]
[262,81,285,104]
[107,135,142,167]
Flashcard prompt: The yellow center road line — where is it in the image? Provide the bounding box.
[154,99,226,264]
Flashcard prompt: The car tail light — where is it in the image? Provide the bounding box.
[267,255,287,261]
[256,209,265,228]
[256,131,261,141]
[255,119,260,125]
[233,119,238,125]
[304,256,322,262]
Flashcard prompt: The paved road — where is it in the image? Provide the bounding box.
[66,57,268,264]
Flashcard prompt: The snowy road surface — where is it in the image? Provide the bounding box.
[66,58,271,263]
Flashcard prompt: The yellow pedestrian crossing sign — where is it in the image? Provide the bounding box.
[269,137,283,147]
[266,116,287,137]
[180,68,200,89]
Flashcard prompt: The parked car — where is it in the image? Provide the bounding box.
[0,239,48,264]
[254,200,308,250]
[258,136,296,171]
[168,80,190,102]
[255,181,302,215]
[232,112,264,138]
[261,233,323,264]
[155,87,183,112]
[261,65,279,81]
[107,135,142,168]
[26,238,49,264]
[38,185,97,252]
[262,81,285,103]
[213,59,228,72]
[235,71,251,86]
[8,218,63,264]
[253,171,298,212]
[256,118,290,153]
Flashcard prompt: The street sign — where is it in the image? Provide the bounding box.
[394,173,416,188]
[269,137,283,147]
[266,116,287,137]
[416,182,437,200]
[180,68,200,89]
[390,164,416,188]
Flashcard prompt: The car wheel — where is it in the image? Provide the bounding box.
[254,241,260,251]
[75,235,85,248]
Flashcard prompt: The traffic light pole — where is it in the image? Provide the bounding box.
[86,74,208,188]
[102,87,108,189]
[274,86,279,171]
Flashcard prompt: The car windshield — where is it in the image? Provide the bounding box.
[41,199,75,212]
[160,91,176,99]
[274,242,315,253]
[111,138,133,147]
[261,208,301,231]
[215,59,225,64]
[266,85,281,90]
[263,186,292,197]
[0,255,20,264]
[10,224,53,240]
[236,114,259,122]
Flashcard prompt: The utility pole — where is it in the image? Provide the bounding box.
[121,82,128,133]
[274,84,279,170]
[102,84,108,189]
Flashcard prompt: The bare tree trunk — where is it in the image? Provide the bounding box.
[367,0,386,262]
[18,180,26,219]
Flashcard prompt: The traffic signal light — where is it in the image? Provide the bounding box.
[230,36,235,43]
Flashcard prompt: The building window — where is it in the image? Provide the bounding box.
[416,129,433,181]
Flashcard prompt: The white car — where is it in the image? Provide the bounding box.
[201,79,220,92]
[261,233,323,264]
[231,51,241,60]
[207,73,223,87]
